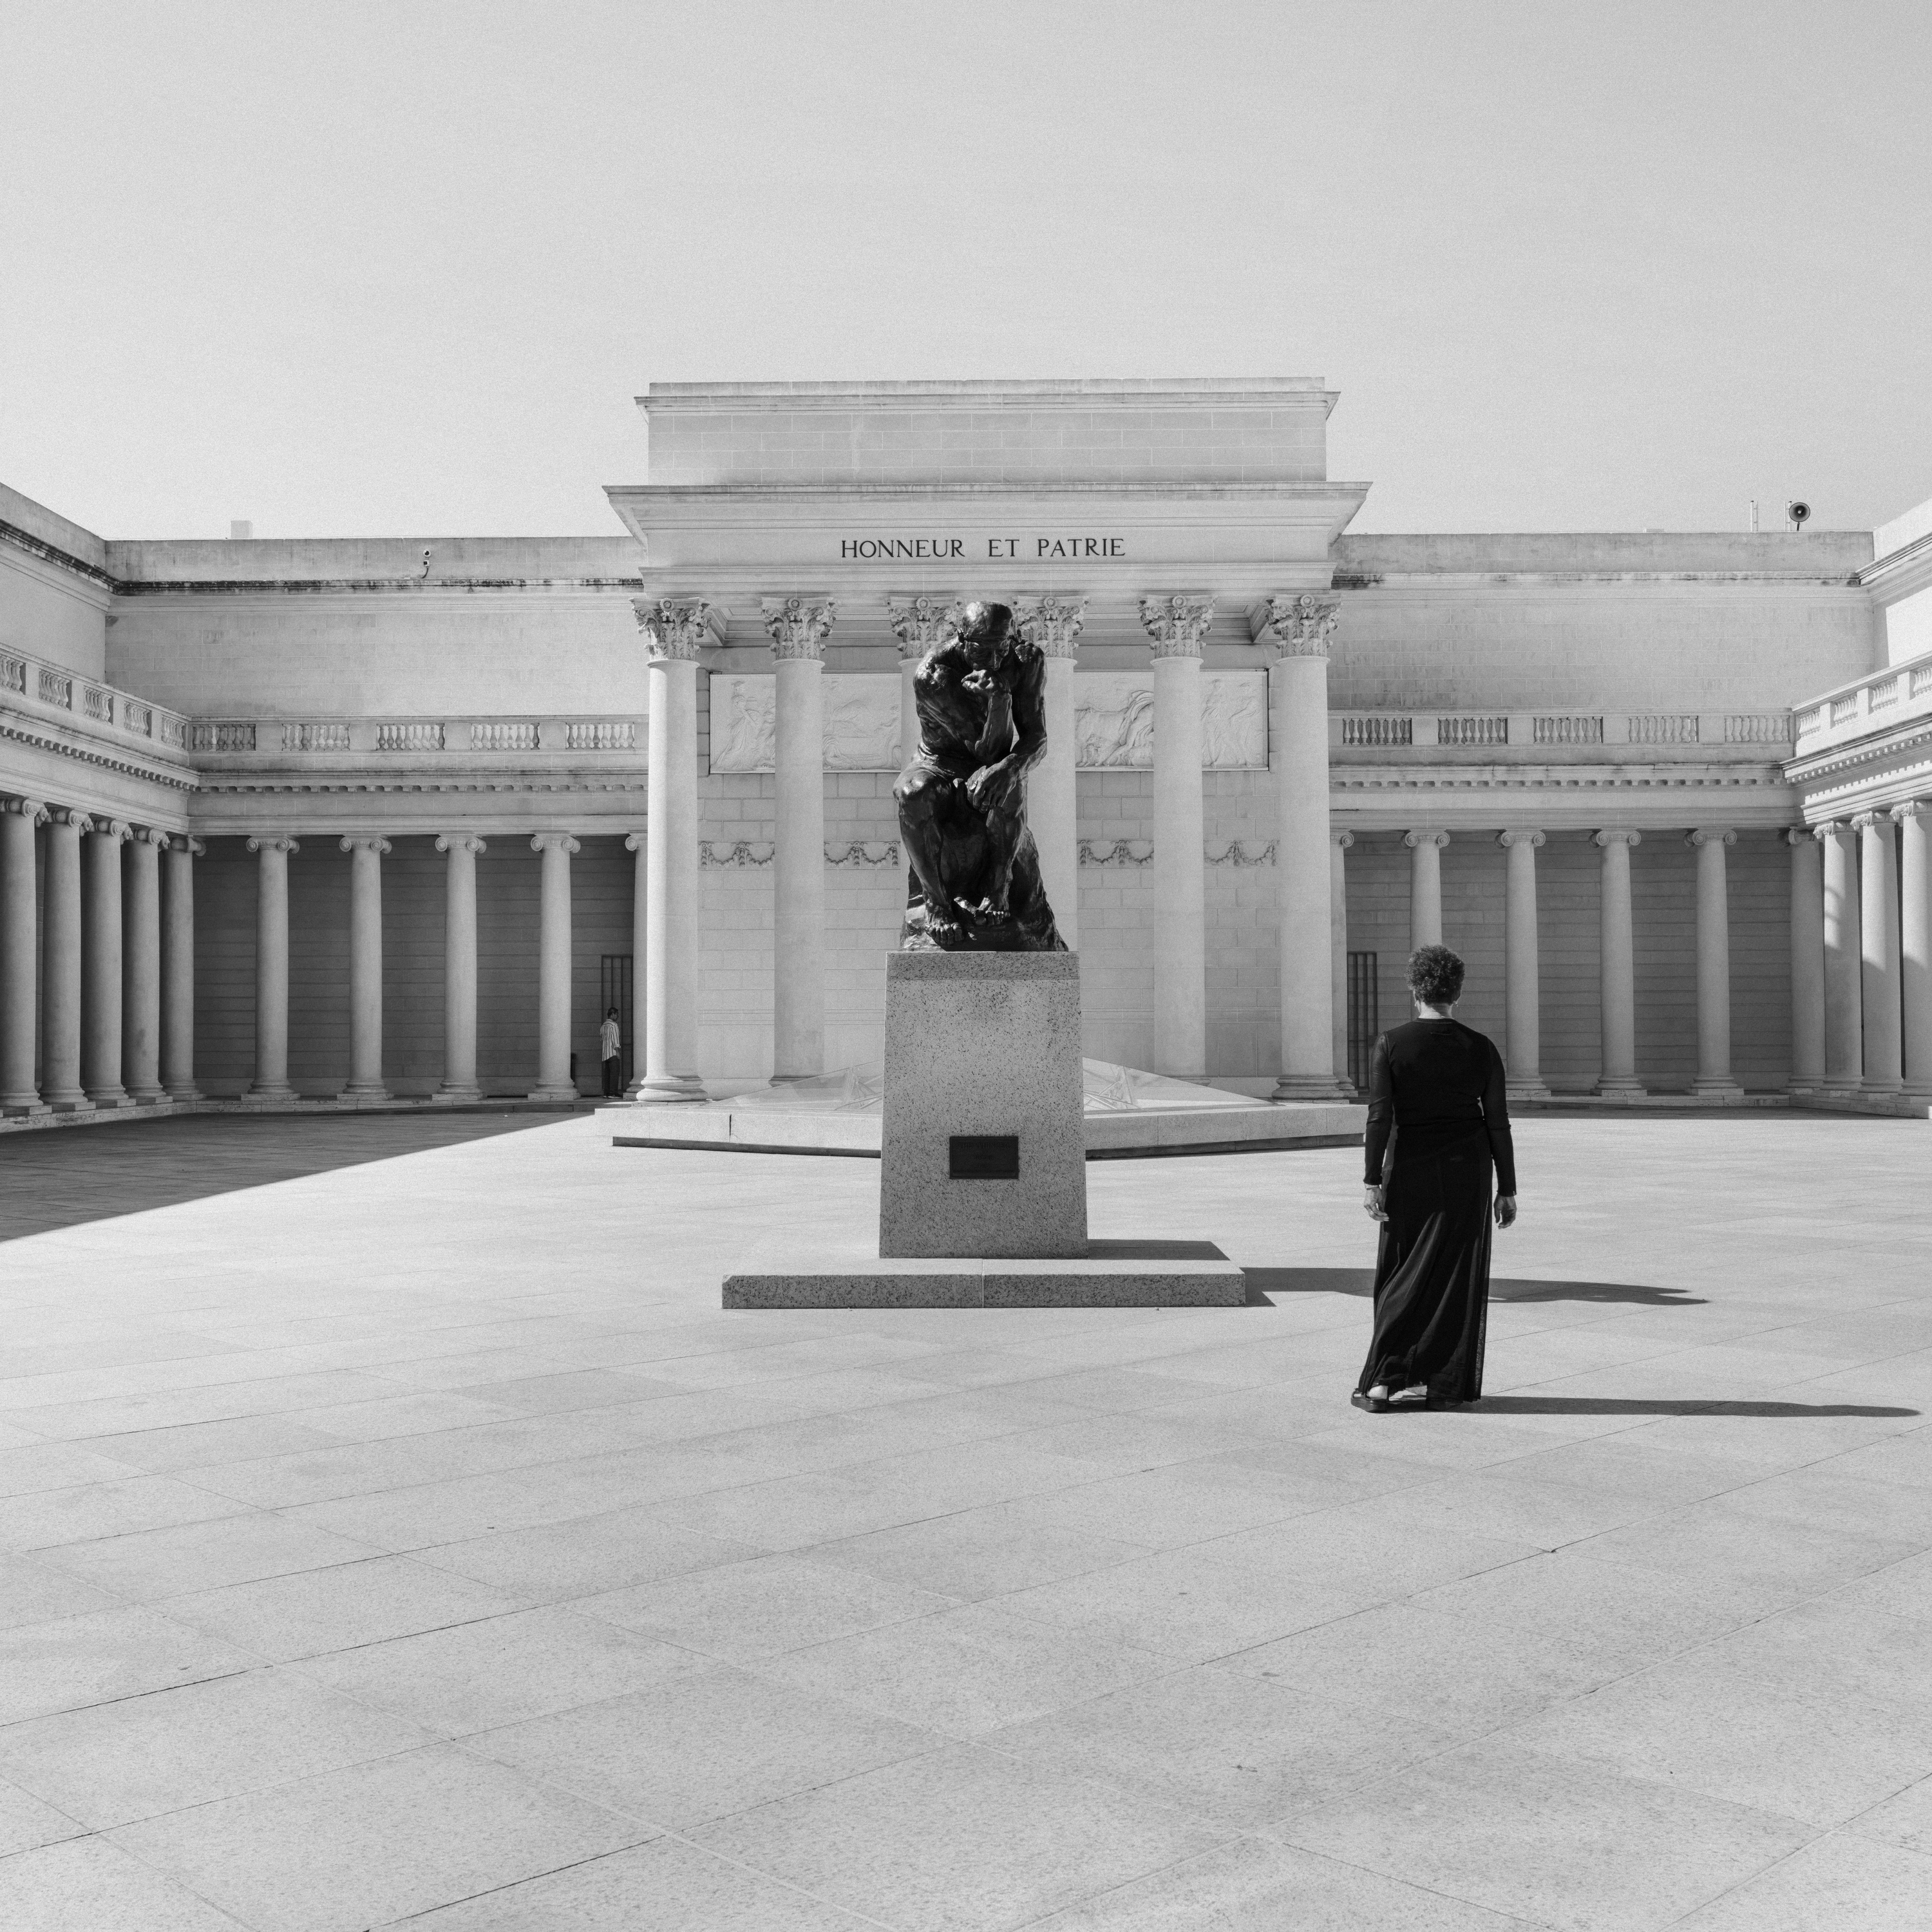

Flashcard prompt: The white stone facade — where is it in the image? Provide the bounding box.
[1,378,1926,1114]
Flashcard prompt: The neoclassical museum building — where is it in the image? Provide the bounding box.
[1,379,1929,1122]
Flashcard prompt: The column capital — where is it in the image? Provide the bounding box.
[1893,800,1932,826]
[132,826,171,848]
[1814,820,1848,842]
[633,597,717,661]
[51,809,93,833]
[1015,595,1086,659]
[1594,828,1642,849]
[171,836,206,857]
[531,832,581,856]
[1686,826,1737,849]
[1497,828,1546,849]
[1139,594,1216,659]
[761,596,837,661]
[623,829,646,853]
[1782,826,1814,847]
[89,818,133,844]
[1850,809,1892,832]
[434,832,486,856]
[1248,594,1339,658]
[1404,828,1450,851]
[339,835,393,855]
[246,835,299,855]
[884,596,961,660]
[2,797,49,824]
[1332,828,1355,849]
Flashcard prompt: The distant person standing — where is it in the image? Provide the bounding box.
[1354,945,1517,1412]
[599,1006,623,1097]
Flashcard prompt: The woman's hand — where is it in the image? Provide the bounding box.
[1363,1185,1387,1223]
[1495,1195,1517,1229]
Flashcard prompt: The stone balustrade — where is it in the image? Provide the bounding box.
[1334,710,1794,752]
[0,644,191,757]
[1792,647,1932,754]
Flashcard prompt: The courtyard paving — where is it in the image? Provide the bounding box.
[0,1109,1929,1929]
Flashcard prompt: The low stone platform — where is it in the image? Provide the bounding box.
[611,1095,1363,1159]
[723,1236,1246,1308]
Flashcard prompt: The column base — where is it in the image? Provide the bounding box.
[86,1087,136,1109]
[526,1083,579,1102]
[45,1092,95,1113]
[1,1096,51,1118]
[1593,1079,1647,1102]
[432,1084,483,1104]
[341,1083,391,1101]
[246,1082,298,1101]
[164,1083,202,1103]
[1271,1074,1348,1102]
[1506,1077,1551,1103]
[1691,1079,1746,1101]
[1860,1079,1906,1097]
[631,1073,709,1103]
[126,1084,167,1104]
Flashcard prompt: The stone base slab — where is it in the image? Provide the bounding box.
[723,1238,1246,1309]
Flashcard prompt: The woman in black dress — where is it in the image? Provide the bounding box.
[1354,945,1517,1413]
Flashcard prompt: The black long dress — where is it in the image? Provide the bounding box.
[1356,1019,1517,1406]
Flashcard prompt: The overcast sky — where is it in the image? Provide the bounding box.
[4,0,1927,542]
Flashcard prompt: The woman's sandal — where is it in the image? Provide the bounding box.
[1351,1386,1391,1413]
[1387,1383,1430,1408]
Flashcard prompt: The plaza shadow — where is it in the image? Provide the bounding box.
[1473,1396,1919,1419]
[0,1112,570,1242]
[1242,1267,1705,1308]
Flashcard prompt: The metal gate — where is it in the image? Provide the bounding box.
[1346,951,1379,1092]
[600,954,634,1091]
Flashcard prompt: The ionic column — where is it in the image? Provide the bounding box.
[43,810,92,1112]
[122,828,167,1103]
[1499,828,1548,1099]
[432,833,484,1101]
[340,835,391,1099]
[634,598,708,1103]
[246,835,299,1099]
[1406,829,1448,951]
[1785,827,1825,1095]
[1,798,49,1115]
[162,836,202,1102]
[1896,802,1932,1100]
[1594,829,1643,1096]
[1687,826,1742,1099]
[82,817,133,1107]
[528,831,580,1100]
[1016,596,1084,950]
[1332,829,1352,1089]
[1140,595,1215,1077]
[1819,821,1862,1094]
[1252,594,1341,1098]
[622,826,647,1097]
[763,596,836,1079]
[1855,810,1902,1095]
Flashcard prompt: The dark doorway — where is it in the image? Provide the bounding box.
[600,954,634,1090]
[1347,950,1379,1091]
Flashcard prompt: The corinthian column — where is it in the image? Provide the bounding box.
[529,833,580,1100]
[763,596,835,1079]
[1594,829,1643,1097]
[1016,596,1084,950]
[1,798,48,1115]
[1687,826,1742,1099]
[1819,821,1862,1094]
[1785,827,1825,1095]
[623,826,647,1097]
[1855,810,1902,1095]
[340,835,391,1099]
[634,598,709,1102]
[82,818,133,1106]
[886,596,959,773]
[162,836,203,1102]
[123,828,167,1103]
[1405,830,1448,951]
[1140,595,1214,1077]
[433,833,484,1101]
[246,835,299,1100]
[1252,594,1341,1098]
[1499,828,1548,1099]
[43,810,92,1112]
[1897,802,1932,1101]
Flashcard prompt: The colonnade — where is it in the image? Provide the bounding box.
[1,797,201,1115]
[1335,811,1932,1101]
[631,591,1347,1103]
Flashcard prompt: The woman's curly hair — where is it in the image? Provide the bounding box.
[1407,943,1465,1009]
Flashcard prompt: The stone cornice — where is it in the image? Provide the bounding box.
[113,577,645,599]
[1784,716,1932,785]
[0,712,198,792]
[0,518,117,591]
[1857,526,1932,603]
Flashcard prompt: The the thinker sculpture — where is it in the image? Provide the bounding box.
[894,600,1065,951]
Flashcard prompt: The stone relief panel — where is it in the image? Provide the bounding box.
[708,674,902,773]
[1072,670,1267,769]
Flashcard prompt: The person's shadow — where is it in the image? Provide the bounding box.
[1236,1267,1917,1419]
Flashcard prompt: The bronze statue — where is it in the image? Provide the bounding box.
[894,601,1065,951]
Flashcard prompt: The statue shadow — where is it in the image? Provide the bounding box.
[1473,1396,1919,1419]
[1242,1268,1705,1309]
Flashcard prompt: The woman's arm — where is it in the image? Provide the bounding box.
[1481,1035,1518,1218]
[1361,1035,1394,1218]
